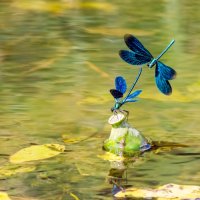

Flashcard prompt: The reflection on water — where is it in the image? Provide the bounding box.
[0,0,200,199]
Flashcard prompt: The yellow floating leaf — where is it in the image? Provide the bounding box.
[0,165,35,177]
[85,27,154,37]
[9,144,65,164]
[115,183,200,199]
[98,152,124,162]
[0,192,11,200]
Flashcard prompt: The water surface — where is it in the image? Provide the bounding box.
[0,0,199,199]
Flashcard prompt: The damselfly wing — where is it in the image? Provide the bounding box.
[110,75,142,112]
[110,76,127,99]
[119,34,176,95]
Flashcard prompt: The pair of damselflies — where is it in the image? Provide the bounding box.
[110,34,176,112]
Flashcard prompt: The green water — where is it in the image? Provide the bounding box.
[0,0,199,199]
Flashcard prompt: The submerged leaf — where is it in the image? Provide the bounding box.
[0,165,35,177]
[115,183,200,198]
[9,144,65,164]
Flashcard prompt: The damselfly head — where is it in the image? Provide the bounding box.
[111,102,122,113]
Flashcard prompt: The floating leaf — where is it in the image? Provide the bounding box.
[115,183,200,199]
[0,192,11,200]
[98,152,124,162]
[0,165,35,177]
[9,144,65,164]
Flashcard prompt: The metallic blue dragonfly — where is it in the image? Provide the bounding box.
[110,68,142,112]
[119,34,176,95]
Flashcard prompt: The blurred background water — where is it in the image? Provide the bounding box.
[0,0,199,199]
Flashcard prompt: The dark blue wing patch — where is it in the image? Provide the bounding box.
[157,61,176,80]
[155,64,172,95]
[124,34,153,59]
[119,50,151,65]
[110,89,123,99]
[115,76,127,94]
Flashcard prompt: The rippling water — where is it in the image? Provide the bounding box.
[0,0,199,199]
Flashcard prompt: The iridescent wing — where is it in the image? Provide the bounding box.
[119,50,151,65]
[123,99,138,103]
[127,89,142,99]
[110,89,123,99]
[155,63,172,95]
[124,34,153,59]
[123,89,142,103]
[157,61,176,80]
[115,76,127,94]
